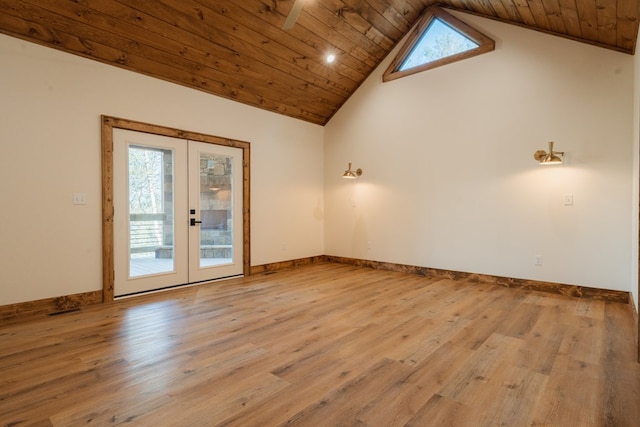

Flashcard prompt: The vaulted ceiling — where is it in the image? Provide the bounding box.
[1,1,638,125]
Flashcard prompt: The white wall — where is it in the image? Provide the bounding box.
[1,13,637,307]
[325,12,634,292]
[633,30,640,309]
[0,34,324,305]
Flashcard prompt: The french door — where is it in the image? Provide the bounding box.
[113,128,243,297]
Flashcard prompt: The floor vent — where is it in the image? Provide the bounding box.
[48,308,81,316]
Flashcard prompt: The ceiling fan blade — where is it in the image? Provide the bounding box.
[282,0,305,30]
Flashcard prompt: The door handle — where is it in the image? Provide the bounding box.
[190,218,202,226]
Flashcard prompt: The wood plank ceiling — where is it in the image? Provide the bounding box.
[0,0,638,125]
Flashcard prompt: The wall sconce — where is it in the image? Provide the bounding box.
[533,141,564,165]
[343,162,363,179]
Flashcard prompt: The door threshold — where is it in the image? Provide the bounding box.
[115,274,244,300]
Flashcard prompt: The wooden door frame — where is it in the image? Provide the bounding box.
[101,115,251,302]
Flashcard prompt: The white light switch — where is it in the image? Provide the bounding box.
[72,193,87,205]
[564,194,574,206]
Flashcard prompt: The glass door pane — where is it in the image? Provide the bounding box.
[114,129,242,297]
[128,145,175,277]
[188,141,243,283]
[198,153,233,268]
[114,128,188,297]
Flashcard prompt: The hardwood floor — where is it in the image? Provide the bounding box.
[1,263,638,426]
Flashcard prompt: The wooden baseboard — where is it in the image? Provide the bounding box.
[325,255,630,304]
[0,291,103,324]
[630,293,638,317]
[630,294,639,363]
[250,255,327,274]
[1,256,630,324]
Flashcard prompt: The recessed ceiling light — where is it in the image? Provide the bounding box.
[326,54,336,63]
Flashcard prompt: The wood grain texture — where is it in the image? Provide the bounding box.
[0,262,637,426]
[0,290,102,323]
[383,6,496,82]
[250,255,327,274]
[101,116,251,303]
[2,254,628,324]
[101,115,115,302]
[326,255,631,303]
[0,1,636,125]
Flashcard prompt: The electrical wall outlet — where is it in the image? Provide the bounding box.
[535,255,543,266]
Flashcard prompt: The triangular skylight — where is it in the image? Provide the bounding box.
[398,19,479,71]
[384,7,495,82]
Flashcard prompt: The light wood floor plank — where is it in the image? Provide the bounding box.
[0,262,638,426]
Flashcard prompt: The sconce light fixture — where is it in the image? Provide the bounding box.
[343,162,363,179]
[533,141,564,165]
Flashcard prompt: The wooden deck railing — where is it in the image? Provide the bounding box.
[129,213,166,254]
